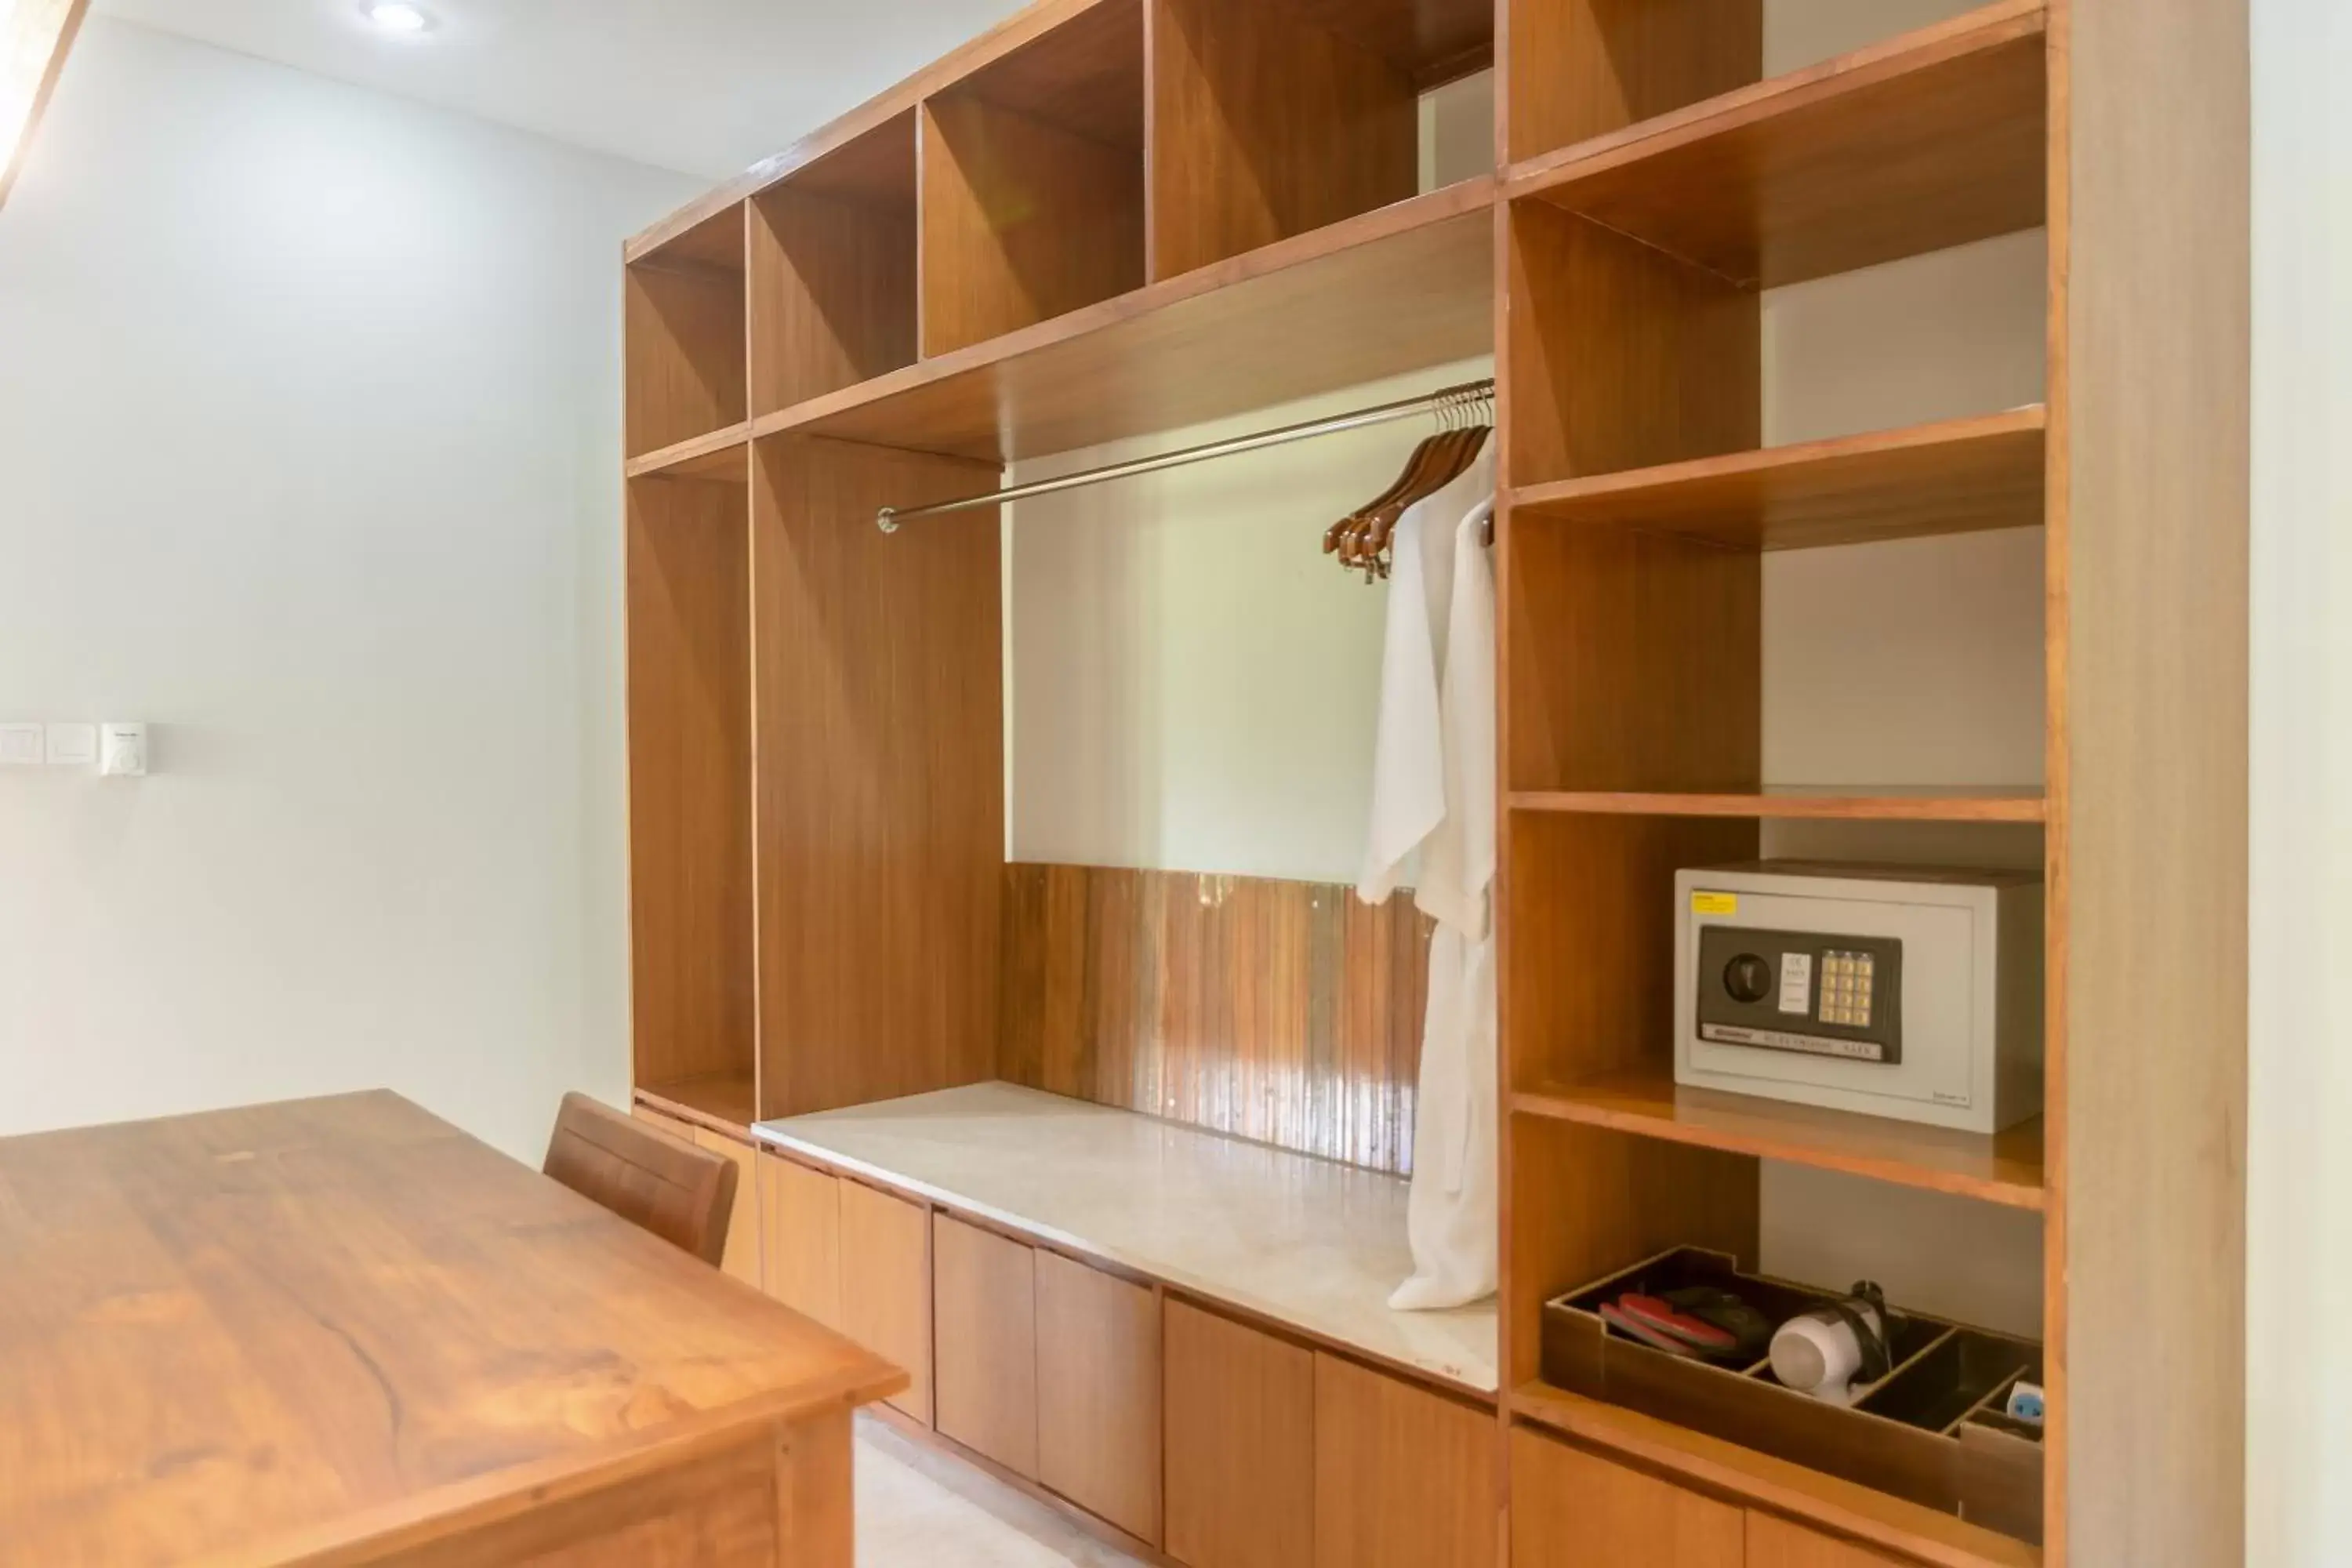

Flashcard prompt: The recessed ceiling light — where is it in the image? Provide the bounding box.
[362,2,433,34]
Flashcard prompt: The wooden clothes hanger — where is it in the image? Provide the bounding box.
[1352,390,1494,579]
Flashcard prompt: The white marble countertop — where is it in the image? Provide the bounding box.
[755,1082,1497,1394]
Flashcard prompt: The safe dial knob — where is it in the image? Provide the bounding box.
[1723,953,1774,1005]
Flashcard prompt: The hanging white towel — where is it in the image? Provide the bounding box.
[1357,448,1500,1312]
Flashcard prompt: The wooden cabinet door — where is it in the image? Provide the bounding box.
[838,1180,931,1423]
[1036,1250,1160,1544]
[1312,1354,1496,1568]
[933,1213,1040,1479]
[1164,1298,1315,1568]
[691,1128,761,1287]
[1509,1428,1742,1568]
[759,1152,840,1328]
[1748,1512,1911,1567]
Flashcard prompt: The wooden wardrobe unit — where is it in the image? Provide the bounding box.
[621,1,2250,1563]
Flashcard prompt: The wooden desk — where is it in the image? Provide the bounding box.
[0,1091,904,1568]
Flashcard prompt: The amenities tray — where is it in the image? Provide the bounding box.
[1541,1247,2043,1544]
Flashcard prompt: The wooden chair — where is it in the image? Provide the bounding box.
[543,1092,737,1266]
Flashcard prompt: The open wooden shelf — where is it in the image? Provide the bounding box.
[625,423,753,482]
[1508,786,2047,824]
[636,1073,759,1140]
[1506,0,2048,289]
[1510,1383,2042,1568]
[1509,408,2046,551]
[1515,1070,2046,1211]
[755,178,1494,463]
[626,204,749,459]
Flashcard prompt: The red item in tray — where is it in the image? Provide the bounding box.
[1599,1300,1703,1358]
[1612,1294,1742,1355]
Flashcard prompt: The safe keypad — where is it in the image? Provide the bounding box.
[1817,951,1877,1028]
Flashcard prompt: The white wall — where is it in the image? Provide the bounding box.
[2247,1,2351,1561]
[0,20,697,1161]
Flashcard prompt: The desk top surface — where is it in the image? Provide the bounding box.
[758,1082,1497,1393]
[0,1091,898,1568]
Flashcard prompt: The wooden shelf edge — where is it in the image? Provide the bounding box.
[1510,1382,2042,1568]
[1512,1079,2046,1211]
[750,177,1497,451]
[1506,407,2048,548]
[634,1076,758,1142]
[624,423,753,481]
[1503,0,2049,205]
[1508,788,2049,823]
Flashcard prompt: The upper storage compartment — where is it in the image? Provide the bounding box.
[918,0,1148,356]
[1147,0,1494,280]
[625,204,747,459]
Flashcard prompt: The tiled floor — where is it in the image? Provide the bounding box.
[854,1416,1147,1567]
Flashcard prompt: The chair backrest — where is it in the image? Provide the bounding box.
[542,1092,738,1266]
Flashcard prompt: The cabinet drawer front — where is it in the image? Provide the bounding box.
[1164,1299,1314,1568]
[838,1181,931,1424]
[691,1128,762,1287]
[1748,1512,1913,1567]
[1313,1354,1496,1568]
[759,1152,840,1328]
[1036,1250,1160,1544]
[1510,1428,1742,1568]
[933,1214,1039,1478]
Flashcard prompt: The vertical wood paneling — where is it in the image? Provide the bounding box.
[1000,864,1431,1174]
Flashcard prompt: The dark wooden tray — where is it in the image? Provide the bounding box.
[1541,1247,2044,1544]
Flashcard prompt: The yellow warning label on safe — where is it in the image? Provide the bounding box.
[1691,892,1739,916]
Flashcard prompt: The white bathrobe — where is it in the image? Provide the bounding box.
[1359,446,1499,1311]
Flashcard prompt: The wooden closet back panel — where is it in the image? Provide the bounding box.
[998,864,1432,1174]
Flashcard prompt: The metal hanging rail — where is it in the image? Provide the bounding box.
[874,378,1496,533]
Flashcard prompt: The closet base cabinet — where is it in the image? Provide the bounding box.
[1744,1514,1909,1568]
[932,1214,1040,1479]
[837,1179,932,1424]
[1509,1428,1743,1568]
[760,1153,841,1330]
[1164,1301,1316,1568]
[693,1127,763,1287]
[1036,1250,1161,1544]
[1313,1352,1495,1568]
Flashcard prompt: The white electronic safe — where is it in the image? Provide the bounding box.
[1673,862,2044,1134]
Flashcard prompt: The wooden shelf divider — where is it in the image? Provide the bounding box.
[624,422,753,482]
[1514,1071,2046,1211]
[1505,0,2049,289]
[1508,786,2047,824]
[1508,407,2047,552]
[636,1073,760,1142]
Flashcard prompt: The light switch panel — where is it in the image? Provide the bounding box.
[45,724,97,766]
[0,724,41,766]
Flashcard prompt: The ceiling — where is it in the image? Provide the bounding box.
[94,0,1028,179]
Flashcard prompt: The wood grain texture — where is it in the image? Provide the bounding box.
[0,0,91,209]
[0,1094,898,1568]
[1501,0,1759,164]
[1748,1511,1911,1568]
[626,475,754,1099]
[2057,0,2249,1560]
[1272,0,1494,86]
[919,94,1145,357]
[626,209,749,457]
[764,179,1493,463]
[1036,1251,1162,1543]
[955,0,1145,150]
[750,147,918,415]
[1509,408,2048,552]
[1512,1385,2039,1568]
[1509,787,2046,824]
[544,1092,739,1265]
[1312,1353,1497,1568]
[999,863,1431,1174]
[1512,2,2049,289]
[1163,1300,1316,1568]
[1148,0,1417,280]
[635,1074,759,1142]
[1508,1426,1744,1568]
[760,1152,842,1330]
[692,1127,763,1288]
[1515,1073,2046,1211]
[626,423,753,484]
[837,1179,933,1425]
[931,1214,1040,1479]
[751,437,1002,1120]
[1504,200,1759,489]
